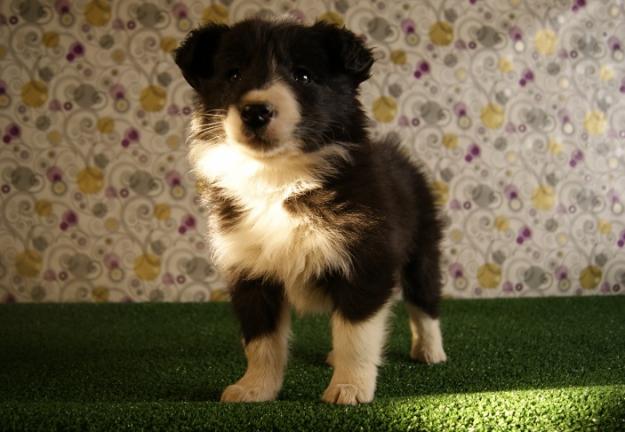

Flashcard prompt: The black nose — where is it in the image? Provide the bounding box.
[240,103,274,130]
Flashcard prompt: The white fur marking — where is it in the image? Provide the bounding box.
[322,302,392,404]
[221,304,291,402]
[406,303,447,364]
[191,134,353,313]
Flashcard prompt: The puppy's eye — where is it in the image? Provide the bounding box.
[226,68,240,82]
[293,67,312,84]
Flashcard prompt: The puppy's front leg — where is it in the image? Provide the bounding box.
[221,277,290,402]
[322,301,392,405]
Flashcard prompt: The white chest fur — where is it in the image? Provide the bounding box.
[192,141,352,313]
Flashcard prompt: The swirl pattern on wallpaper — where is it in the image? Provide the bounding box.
[0,0,624,302]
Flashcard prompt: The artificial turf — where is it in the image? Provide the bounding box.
[1,297,624,431]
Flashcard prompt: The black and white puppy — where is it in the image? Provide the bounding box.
[174,18,446,405]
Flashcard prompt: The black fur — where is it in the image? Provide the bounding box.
[176,19,443,341]
[230,276,285,344]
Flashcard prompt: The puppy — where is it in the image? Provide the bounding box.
[174,18,446,405]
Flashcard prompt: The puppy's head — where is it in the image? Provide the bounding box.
[175,19,373,158]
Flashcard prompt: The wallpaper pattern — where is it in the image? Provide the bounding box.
[1,0,624,302]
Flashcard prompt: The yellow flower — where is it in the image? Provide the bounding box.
[548,137,562,155]
[442,133,458,150]
[450,229,463,243]
[498,57,513,73]
[495,216,509,231]
[15,250,42,278]
[584,111,606,136]
[319,11,343,27]
[104,218,119,232]
[579,265,602,290]
[35,200,53,217]
[111,49,125,64]
[160,37,178,53]
[47,130,62,145]
[21,80,48,108]
[97,117,114,134]
[166,135,180,150]
[134,254,161,281]
[202,4,228,24]
[480,103,504,129]
[153,203,171,220]
[390,50,407,65]
[598,219,612,236]
[140,85,166,112]
[599,65,615,81]
[84,0,111,27]
[429,21,454,46]
[534,29,558,56]
[432,181,449,206]
[210,289,230,301]
[42,32,60,48]
[477,263,502,289]
[532,185,555,211]
[76,166,104,194]
[92,286,110,302]
[372,96,397,123]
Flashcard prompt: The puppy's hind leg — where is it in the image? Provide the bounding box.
[402,247,447,364]
[221,277,291,402]
[406,303,446,364]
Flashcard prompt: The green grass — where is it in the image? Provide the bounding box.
[1,297,624,431]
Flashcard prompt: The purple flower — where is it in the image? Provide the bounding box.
[109,84,126,100]
[555,266,568,280]
[105,186,117,199]
[401,18,416,34]
[183,214,196,228]
[47,166,63,182]
[453,102,468,117]
[508,26,523,41]
[172,3,188,19]
[70,42,84,56]
[607,36,621,51]
[63,210,78,225]
[165,170,181,187]
[126,128,139,141]
[449,263,464,278]
[7,123,20,137]
[504,185,519,200]
[104,253,120,270]
[54,0,71,14]
[162,272,175,285]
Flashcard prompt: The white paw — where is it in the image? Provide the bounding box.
[322,383,373,405]
[410,342,447,364]
[220,382,277,402]
[326,350,335,367]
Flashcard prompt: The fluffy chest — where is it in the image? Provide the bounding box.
[208,186,346,313]
[192,141,354,312]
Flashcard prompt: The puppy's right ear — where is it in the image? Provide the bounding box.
[174,24,229,90]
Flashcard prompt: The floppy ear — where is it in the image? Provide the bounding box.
[314,22,374,86]
[174,24,229,90]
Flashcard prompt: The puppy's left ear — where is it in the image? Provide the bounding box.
[174,24,229,90]
[314,22,374,86]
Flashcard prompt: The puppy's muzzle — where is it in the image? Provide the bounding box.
[240,103,275,131]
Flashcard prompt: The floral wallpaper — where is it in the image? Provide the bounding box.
[1,0,624,302]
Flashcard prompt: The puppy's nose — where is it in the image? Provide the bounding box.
[240,103,274,130]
